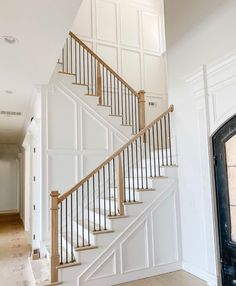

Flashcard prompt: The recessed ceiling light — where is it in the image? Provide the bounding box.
[0,35,18,45]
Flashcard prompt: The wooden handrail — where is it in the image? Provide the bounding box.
[58,104,174,203]
[69,31,139,97]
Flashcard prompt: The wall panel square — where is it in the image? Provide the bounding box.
[120,4,140,48]
[96,0,117,43]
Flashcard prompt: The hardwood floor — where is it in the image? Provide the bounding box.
[116,270,207,286]
[0,218,35,286]
[0,215,207,286]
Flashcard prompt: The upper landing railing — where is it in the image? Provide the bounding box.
[58,31,145,135]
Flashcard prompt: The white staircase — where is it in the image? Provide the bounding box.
[59,168,179,286]
[30,33,180,286]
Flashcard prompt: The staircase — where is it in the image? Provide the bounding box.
[57,32,145,137]
[40,32,178,286]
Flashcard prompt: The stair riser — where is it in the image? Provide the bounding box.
[108,188,142,202]
[124,177,154,189]
[131,167,165,177]
[56,71,133,137]
[87,209,112,229]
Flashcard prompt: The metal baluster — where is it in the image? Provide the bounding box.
[144,133,148,188]
[117,80,120,116]
[128,91,131,126]
[102,66,105,106]
[103,167,106,230]
[122,151,126,202]
[108,162,111,216]
[127,147,131,202]
[94,60,97,97]
[106,69,109,106]
[70,193,73,261]
[168,112,173,165]
[110,72,113,114]
[91,53,93,95]
[75,40,78,84]
[148,129,152,177]
[160,119,164,166]
[152,126,157,177]
[131,94,135,134]
[66,38,69,73]
[87,181,90,245]
[113,75,116,115]
[121,84,124,124]
[164,115,168,165]
[82,184,85,246]
[83,47,85,84]
[131,143,135,202]
[156,122,161,176]
[87,51,90,94]
[60,203,63,264]
[79,44,81,84]
[125,87,128,125]
[93,176,96,231]
[135,95,138,133]
[139,136,144,189]
[135,139,139,189]
[113,159,117,215]
[98,170,101,230]
[137,97,140,133]
[76,189,79,247]
[65,198,68,263]
[70,36,73,74]
[62,48,65,72]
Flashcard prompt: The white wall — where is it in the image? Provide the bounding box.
[71,0,167,123]
[0,144,19,213]
[164,1,236,285]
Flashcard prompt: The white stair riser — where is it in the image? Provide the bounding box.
[55,71,133,137]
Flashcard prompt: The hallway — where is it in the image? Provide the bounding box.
[0,216,35,286]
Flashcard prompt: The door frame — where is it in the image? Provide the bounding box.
[212,114,236,285]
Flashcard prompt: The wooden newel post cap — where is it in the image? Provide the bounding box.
[170,104,174,112]
[50,191,60,197]
[138,90,145,95]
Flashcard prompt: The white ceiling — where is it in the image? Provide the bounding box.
[0,0,82,144]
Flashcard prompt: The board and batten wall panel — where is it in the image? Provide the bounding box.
[45,83,126,196]
[72,0,167,123]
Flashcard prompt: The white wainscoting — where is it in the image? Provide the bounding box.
[76,182,180,286]
[184,52,236,286]
[72,0,167,123]
[41,80,128,237]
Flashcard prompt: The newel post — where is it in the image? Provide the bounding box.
[50,191,60,283]
[97,62,102,105]
[117,154,125,216]
[138,90,146,131]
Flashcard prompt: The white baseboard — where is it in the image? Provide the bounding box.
[0,209,18,214]
[182,261,218,286]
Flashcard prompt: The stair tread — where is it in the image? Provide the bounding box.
[85,93,99,97]
[58,71,76,76]
[61,232,97,250]
[92,208,128,219]
[77,219,113,234]
[72,82,88,86]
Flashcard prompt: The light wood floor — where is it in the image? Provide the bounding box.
[0,216,207,286]
[116,270,207,286]
[0,217,35,286]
